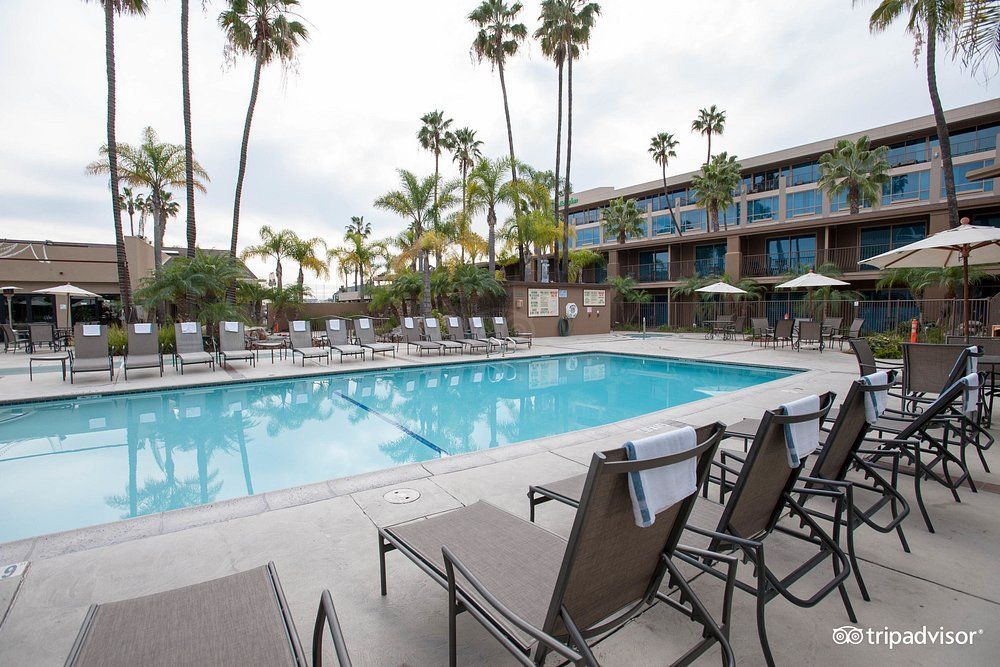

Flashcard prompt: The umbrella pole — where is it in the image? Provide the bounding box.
[963,249,970,344]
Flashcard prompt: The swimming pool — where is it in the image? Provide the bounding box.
[0,353,797,542]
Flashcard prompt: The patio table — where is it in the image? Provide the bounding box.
[253,339,288,363]
[29,351,70,381]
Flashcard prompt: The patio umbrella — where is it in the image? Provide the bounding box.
[34,283,101,329]
[1,286,20,326]
[696,281,748,322]
[775,271,850,321]
[861,218,1000,341]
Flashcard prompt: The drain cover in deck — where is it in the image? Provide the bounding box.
[383,488,421,504]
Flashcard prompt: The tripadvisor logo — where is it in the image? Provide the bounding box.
[832,625,984,650]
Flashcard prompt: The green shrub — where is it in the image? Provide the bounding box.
[107,325,127,356]
[158,324,176,354]
[866,333,902,359]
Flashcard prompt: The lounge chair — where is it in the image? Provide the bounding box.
[820,316,843,345]
[64,562,352,667]
[848,338,903,377]
[69,323,113,383]
[443,315,487,354]
[748,317,771,345]
[2,323,28,352]
[492,316,532,350]
[900,342,974,411]
[28,322,57,352]
[218,321,256,369]
[124,323,163,379]
[422,316,463,355]
[530,394,853,666]
[795,321,824,351]
[325,318,366,363]
[468,316,505,355]
[353,317,396,358]
[769,318,793,349]
[401,316,442,356]
[289,320,329,366]
[174,322,216,374]
[831,318,864,350]
[378,423,736,667]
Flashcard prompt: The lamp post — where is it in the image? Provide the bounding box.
[1,286,19,327]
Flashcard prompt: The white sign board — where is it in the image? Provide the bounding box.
[528,288,559,317]
[583,289,606,307]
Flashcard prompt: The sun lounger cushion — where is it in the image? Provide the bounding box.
[363,342,394,353]
[72,357,111,372]
[178,351,213,364]
[221,349,254,360]
[294,346,327,357]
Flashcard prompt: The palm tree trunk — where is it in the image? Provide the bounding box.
[562,52,574,282]
[275,258,283,290]
[420,250,432,315]
[663,165,682,237]
[460,163,468,264]
[104,2,134,324]
[152,194,166,323]
[496,56,523,278]
[706,130,712,165]
[298,266,305,288]
[554,60,565,282]
[487,208,497,276]
[926,17,959,228]
[433,152,441,266]
[230,44,264,261]
[181,0,196,259]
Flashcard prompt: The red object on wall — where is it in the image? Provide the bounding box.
[910,318,918,344]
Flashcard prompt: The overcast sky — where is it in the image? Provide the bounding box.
[0,0,994,293]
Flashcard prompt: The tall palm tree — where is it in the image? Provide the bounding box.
[219,0,309,262]
[691,104,726,165]
[863,0,962,227]
[561,0,600,282]
[648,132,683,236]
[118,187,140,236]
[289,235,328,288]
[345,215,371,239]
[691,152,741,232]
[958,0,1000,76]
[817,135,890,215]
[374,170,438,314]
[602,197,644,244]
[86,0,148,322]
[417,110,456,267]
[469,0,528,273]
[450,127,484,263]
[240,225,297,289]
[181,0,197,258]
[467,157,512,275]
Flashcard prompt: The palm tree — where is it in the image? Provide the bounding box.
[691,152,741,232]
[451,263,505,320]
[602,197,644,244]
[417,110,456,267]
[85,0,148,322]
[88,127,209,275]
[450,127,484,262]
[608,275,651,303]
[958,0,1000,76]
[219,0,309,262]
[289,236,328,288]
[374,170,437,314]
[240,225,297,289]
[863,0,963,227]
[345,215,371,239]
[468,157,513,275]
[118,187,140,236]
[691,104,726,165]
[469,0,527,271]
[568,248,604,282]
[817,135,890,215]
[561,0,600,282]
[181,0,196,258]
[648,132,683,237]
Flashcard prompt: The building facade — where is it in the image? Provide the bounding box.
[567,100,1000,323]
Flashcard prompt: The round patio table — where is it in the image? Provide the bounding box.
[29,351,70,381]
[253,339,288,363]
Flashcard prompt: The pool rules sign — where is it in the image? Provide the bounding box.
[527,288,559,317]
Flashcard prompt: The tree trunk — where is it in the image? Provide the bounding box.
[497,55,522,278]
[298,265,305,288]
[460,163,468,264]
[181,0,196,258]
[152,192,166,324]
[706,130,712,165]
[488,207,497,276]
[275,258,283,290]
[554,60,565,282]
[663,166,682,237]
[230,45,264,261]
[926,17,959,228]
[849,184,860,215]
[104,2,134,323]
[433,152,441,266]
[562,52,574,283]
[420,249,432,315]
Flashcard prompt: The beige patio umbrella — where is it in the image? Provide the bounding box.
[775,271,850,320]
[1,286,20,327]
[696,281,748,322]
[861,218,1000,341]
[35,283,101,329]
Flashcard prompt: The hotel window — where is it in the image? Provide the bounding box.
[638,250,669,282]
[625,223,648,240]
[886,138,928,167]
[652,214,675,236]
[785,189,823,218]
[786,161,820,186]
[747,196,778,223]
[830,189,871,212]
[859,222,926,268]
[882,170,930,205]
[720,203,740,228]
[649,193,669,212]
[947,123,1000,157]
[695,244,727,277]
[679,208,707,233]
[766,235,817,276]
[575,226,600,247]
[670,189,696,207]
[744,169,780,194]
[947,159,995,195]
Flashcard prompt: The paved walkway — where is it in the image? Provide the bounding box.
[0,334,997,665]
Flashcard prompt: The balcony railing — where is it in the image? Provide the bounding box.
[740,246,893,278]
[619,257,726,282]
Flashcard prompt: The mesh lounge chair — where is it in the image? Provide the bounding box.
[820,316,842,344]
[831,318,864,350]
[218,321,256,369]
[124,323,163,379]
[848,338,903,377]
[2,323,28,353]
[379,423,736,667]
[443,315,487,353]
[795,321,824,352]
[401,316,442,356]
[492,316,532,350]
[29,323,57,352]
[325,318,366,363]
[769,318,793,349]
[748,317,771,346]
[468,316,505,355]
[289,320,329,366]
[353,317,395,358]
[70,323,113,383]
[64,562,352,667]
[174,322,216,374]
[530,395,852,666]
[422,316,463,355]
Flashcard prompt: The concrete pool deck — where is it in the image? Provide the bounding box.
[0,333,997,665]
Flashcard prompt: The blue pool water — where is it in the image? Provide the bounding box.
[0,353,796,542]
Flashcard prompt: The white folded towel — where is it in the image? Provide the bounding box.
[328,319,341,331]
[494,316,504,325]
[291,320,306,332]
[448,316,460,328]
[624,426,698,528]
[860,370,896,424]
[471,317,483,328]
[180,322,197,334]
[358,318,371,330]
[404,317,414,329]
[134,323,152,334]
[82,324,101,337]
[426,318,438,328]
[224,321,239,333]
[779,394,821,467]
[961,373,980,415]
[966,346,978,376]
